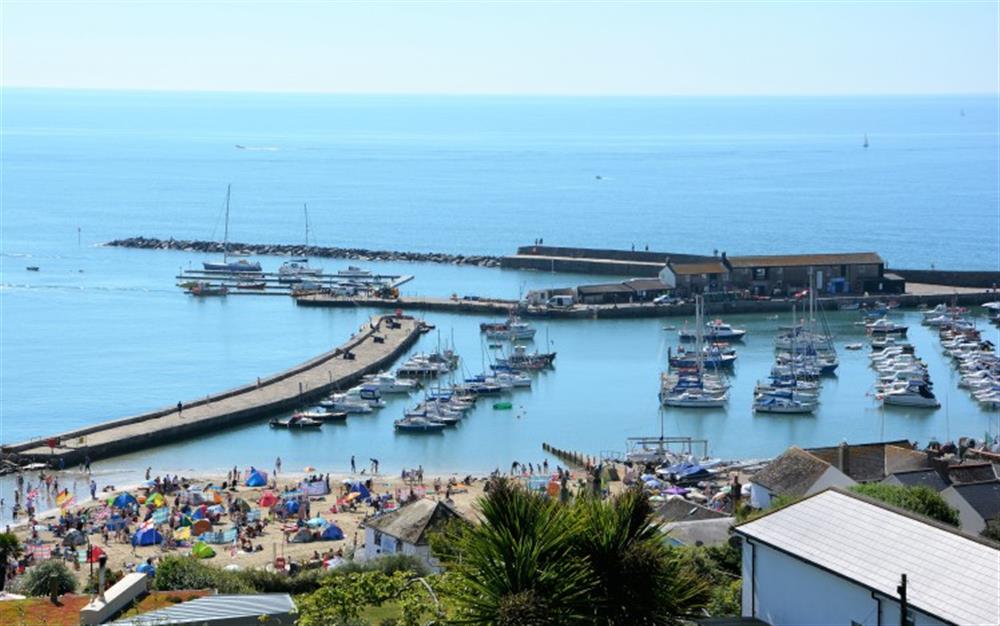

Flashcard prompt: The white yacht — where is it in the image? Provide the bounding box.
[362,372,417,393]
[322,394,373,414]
[679,319,747,341]
[880,384,940,408]
[753,395,817,414]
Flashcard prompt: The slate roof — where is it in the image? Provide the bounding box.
[576,283,635,295]
[735,488,1000,626]
[364,498,462,545]
[952,480,1000,522]
[624,278,670,291]
[750,447,831,498]
[110,594,296,625]
[663,518,734,547]
[726,252,883,268]
[806,439,916,482]
[884,468,950,492]
[658,496,730,522]
[947,462,998,485]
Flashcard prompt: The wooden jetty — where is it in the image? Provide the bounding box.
[3,315,424,465]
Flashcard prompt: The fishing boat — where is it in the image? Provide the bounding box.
[186,281,229,297]
[866,318,908,335]
[202,185,262,273]
[481,317,537,341]
[678,319,747,342]
[495,345,556,370]
[269,414,322,429]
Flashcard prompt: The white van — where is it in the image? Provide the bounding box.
[547,295,575,308]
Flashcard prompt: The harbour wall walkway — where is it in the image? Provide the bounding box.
[296,288,999,319]
[3,315,424,465]
[499,245,714,277]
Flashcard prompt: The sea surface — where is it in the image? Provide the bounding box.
[1,90,998,517]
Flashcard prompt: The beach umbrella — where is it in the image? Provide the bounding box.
[136,562,156,575]
[306,517,327,528]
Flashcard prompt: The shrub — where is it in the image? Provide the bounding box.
[153,556,251,594]
[14,560,77,598]
[850,484,959,526]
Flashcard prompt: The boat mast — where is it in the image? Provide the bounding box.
[223,184,231,264]
[303,203,310,250]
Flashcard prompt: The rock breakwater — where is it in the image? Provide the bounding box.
[104,237,503,268]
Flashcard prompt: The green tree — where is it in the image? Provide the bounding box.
[437,479,595,625]
[981,517,1000,543]
[14,560,76,598]
[296,570,437,626]
[0,533,22,590]
[571,488,709,624]
[850,484,959,526]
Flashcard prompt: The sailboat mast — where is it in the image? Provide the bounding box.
[303,203,310,249]
[223,184,231,263]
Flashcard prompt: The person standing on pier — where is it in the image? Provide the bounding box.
[177,401,183,416]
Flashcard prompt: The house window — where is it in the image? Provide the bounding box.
[753,268,766,280]
[840,264,848,276]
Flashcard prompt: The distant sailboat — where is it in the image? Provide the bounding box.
[279,203,323,279]
[862,133,869,149]
[202,185,262,273]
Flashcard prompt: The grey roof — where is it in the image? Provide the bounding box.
[735,489,1000,626]
[110,594,296,626]
[658,496,730,522]
[624,278,670,291]
[947,463,998,485]
[750,447,831,497]
[364,498,462,545]
[662,517,734,547]
[884,468,950,492]
[726,252,883,268]
[953,480,1000,522]
[576,282,634,295]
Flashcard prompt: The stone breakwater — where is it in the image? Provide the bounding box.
[104,237,503,268]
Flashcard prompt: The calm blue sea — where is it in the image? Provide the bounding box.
[1,90,998,515]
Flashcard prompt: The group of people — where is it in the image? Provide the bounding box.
[509,459,550,476]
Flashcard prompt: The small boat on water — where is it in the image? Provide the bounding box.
[337,266,373,279]
[321,394,373,414]
[292,407,347,423]
[269,414,322,429]
[394,416,447,432]
[679,319,747,342]
[26,266,39,272]
[481,317,537,341]
[186,281,229,297]
[234,279,267,290]
[753,395,817,414]
[880,383,940,408]
[867,318,908,336]
[362,372,418,393]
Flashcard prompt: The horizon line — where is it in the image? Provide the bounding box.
[1,84,996,99]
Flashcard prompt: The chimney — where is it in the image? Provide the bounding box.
[838,441,850,476]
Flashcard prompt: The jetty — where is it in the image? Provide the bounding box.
[3,315,424,465]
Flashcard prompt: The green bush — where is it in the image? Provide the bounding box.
[153,556,252,594]
[14,560,77,597]
[850,484,959,526]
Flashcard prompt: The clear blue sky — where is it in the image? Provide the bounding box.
[1,1,997,95]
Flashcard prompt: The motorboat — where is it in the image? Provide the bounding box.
[481,318,537,341]
[186,282,229,296]
[661,390,727,408]
[292,407,347,423]
[361,372,417,393]
[321,394,373,414]
[345,386,386,409]
[336,266,373,279]
[679,319,747,342]
[867,318,908,335]
[269,414,322,429]
[394,416,447,432]
[880,383,940,408]
[279,259,323,278]
[495,345,556,370]
[753,396,816,414]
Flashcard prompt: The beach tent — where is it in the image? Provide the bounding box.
[178,514,193,527]
[306,517,327,528]
[62,529,87,547]
[320,523,344,541]
[348,481,371,501]
[148,492,165,507]
[284,500,300,515]
[290,528,313,543]
[191,542,215,559]
[258,492,278,508]
[86,546,106,563]
[132,527,163,546]
[174,526,191,541]
[245,469,267,487]
[207,504,225,515]
[136,562,156,575]
[191,519,212,536]
[112,493,138,509]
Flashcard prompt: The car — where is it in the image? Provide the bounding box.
[652,294,677,305]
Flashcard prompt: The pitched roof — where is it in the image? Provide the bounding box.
[576,282,635,295]
[662,518,734,547]
[364,498,462,545]
[624,278,670,291]
[669,261,729,275]
[658,496,730,522]
[750,447,832,497]
[726,252,883,268]
[807,439,916,482]
[947,462,998,485]
[952,480,1000,522]
[110,594,296,625]
[884,468,949,492]
[734,489,1000,626]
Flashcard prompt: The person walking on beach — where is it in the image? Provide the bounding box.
[275,457,282,475]
[84,455,91,473]
[350,456,356,473]
[145,467,151,480]
[177,401,182,416]
[89,480,97,500]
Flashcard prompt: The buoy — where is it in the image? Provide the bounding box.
[493,402,513,410]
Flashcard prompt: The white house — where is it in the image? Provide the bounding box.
[734,488,1000,626]
[361,499,463,571]
[748,447,855,509]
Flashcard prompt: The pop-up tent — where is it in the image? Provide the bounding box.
[191,519,212,536]
[86,546,107,563]
[63,529,87,547]
[232,498,251,513]
[245,469,267,487]
[136,562,156,575]
[290,528,313,543]
[284,500,300,515]
[112,493,138,509]
[306,517,327,528]
[147,492,166,508]
[320,523,344,541]
[105,515,127,531]
[258,492,278,508]
[348,481,371,501]
[191,542,215,559]
[132,527,163,546]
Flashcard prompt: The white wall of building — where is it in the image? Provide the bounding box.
[658,266,677,289]
[362,527,438,571]
[742,540,948,626]
[940,486,986,534]
[749,467,854,510]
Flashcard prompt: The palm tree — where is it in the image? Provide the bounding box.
[572,488,710,625]
[439,479,595,625]
[0,532,23,591]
